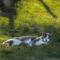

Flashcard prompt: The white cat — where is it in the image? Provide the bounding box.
[33,33,50,46]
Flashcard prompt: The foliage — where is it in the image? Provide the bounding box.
[0,0,60,40]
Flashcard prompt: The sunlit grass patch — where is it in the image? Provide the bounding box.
[0,35,11,42]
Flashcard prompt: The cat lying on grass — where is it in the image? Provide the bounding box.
[2,33,51,47]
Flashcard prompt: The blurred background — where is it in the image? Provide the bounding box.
[0,0,60,60]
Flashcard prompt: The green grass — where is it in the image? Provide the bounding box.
[0,44,60,60]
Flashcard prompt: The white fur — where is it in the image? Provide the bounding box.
[2,38,22,46]
[35,39,46,45]
[24,39,32,46]
[10,38,22,46]
[34,34,50,46]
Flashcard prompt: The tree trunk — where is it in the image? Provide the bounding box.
[9,16,15,37]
